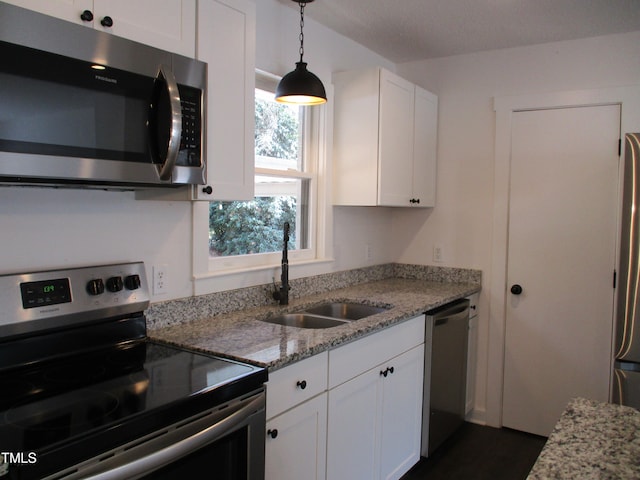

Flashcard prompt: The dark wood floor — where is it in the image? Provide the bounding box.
[401,422,547,480]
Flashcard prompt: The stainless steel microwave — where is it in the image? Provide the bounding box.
[0,2,206,189]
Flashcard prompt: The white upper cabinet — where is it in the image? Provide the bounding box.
[6,0,196,56]
[412,86,438,207]
[195,0,256,201]
[333,67,438,207]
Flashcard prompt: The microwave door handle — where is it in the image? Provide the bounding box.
[156,65,182,181]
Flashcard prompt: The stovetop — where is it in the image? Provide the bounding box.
[0,338,267,479]
[0,262,267,479]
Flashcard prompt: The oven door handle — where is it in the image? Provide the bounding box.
[82,394,264,480]
[155,65,182,181]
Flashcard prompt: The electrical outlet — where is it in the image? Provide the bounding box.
[153,265,168,295]
[365,243,373,262]
[433,245,444,263]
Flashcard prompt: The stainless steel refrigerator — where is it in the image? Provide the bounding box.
[613,133,640,410]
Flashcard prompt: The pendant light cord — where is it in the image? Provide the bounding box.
[299,2,306,63]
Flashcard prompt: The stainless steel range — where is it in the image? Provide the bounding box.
[0,262,267,480]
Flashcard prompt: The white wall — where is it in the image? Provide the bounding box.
[395,31,640,424]
[0,0,396,301]
[255,0,397,273]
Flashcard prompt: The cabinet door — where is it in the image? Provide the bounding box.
[9,0,196,56]
[195,0,256,201]
[412,86,438,207]
[377,70,414,206]
[93,0,195,56]
[327,369,380,480]
[379,346,425,480]
[2,0,92,25]
[265,394,327,480]
[465,293,479,415]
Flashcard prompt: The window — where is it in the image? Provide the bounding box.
[207,71,318,271]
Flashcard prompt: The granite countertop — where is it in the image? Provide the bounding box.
[527,397,640,479]
[148,277,479,371]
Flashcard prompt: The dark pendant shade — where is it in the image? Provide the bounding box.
[275,62,327,105]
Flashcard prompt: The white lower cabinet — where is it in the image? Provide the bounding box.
[327,346,424,480]
[379,346,425,479]
[327,315,425,480]
[265,352,328,480]
[265,393,327,480]
[265,316,426,480]
[327,367,378,479]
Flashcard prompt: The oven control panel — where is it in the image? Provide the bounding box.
[0,262,150,338]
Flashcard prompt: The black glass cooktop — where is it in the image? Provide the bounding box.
[0,340,267,479]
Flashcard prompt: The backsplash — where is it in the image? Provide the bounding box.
[145,263,481,330]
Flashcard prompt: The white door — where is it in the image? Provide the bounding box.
[379,346,424,480]
[327,370,379,480]
[265,394,327,480]
[378,69,414,206]
[93,0,195,56]
[502,105,620,436]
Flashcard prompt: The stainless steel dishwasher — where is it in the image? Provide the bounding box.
[421,298,470,456]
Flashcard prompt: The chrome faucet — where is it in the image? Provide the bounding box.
[273,222,290,305]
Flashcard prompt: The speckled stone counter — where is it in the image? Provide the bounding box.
[148,275,479,371]
[527,397,640,479]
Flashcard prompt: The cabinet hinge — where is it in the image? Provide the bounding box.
[613,270,617,289]
[619,138,622,157]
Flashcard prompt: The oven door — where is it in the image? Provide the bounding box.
[55,389,265,480]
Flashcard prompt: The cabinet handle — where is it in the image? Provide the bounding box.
[296,380,307,390]
[380,366,395,377]
[409,198,421,204]
[80,10,93,22]
[202,185,213,195]
[267,429,278,439]
[100,16,114,28]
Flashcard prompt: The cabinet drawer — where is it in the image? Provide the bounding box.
[329,315,425,389]
[267,351,328,420]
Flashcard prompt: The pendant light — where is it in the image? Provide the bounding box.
[275,0,327,106]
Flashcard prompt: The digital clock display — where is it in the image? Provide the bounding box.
[20,278,71,309]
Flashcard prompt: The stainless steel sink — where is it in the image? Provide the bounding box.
[259,302,389,329]
[303,302,388,320]
[259,313,348,329]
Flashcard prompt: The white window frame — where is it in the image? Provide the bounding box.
[191,70,333,294]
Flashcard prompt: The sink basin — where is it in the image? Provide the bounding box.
[303,302,388,320]
[259,302,389,329]
[260,313,348,329]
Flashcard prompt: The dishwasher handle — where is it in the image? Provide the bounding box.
[429,300,470,327]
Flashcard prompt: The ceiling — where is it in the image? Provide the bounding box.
[278,0,640,63]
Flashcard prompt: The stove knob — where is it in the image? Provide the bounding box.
[124,274,141,291]
[87,278,105,296]
[106,276,124,292]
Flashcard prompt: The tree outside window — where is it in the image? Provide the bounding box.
[209,87,310,258]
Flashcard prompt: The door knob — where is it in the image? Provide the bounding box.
[510,284,523,295]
